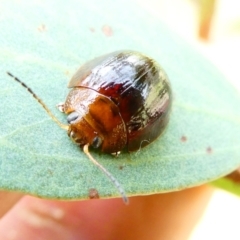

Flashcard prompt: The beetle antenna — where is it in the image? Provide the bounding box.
[83,144,129,204]
[7,72,68,130]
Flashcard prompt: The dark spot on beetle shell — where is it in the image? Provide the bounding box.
[37,24,46,32]
[181,136,187,142]
[206,146,213,154]
[88,188,100,199]
[102,25,113,37]
[89,27,95,32]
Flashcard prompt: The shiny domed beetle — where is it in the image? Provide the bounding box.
[61,50,172,153]
[7,50,172,204]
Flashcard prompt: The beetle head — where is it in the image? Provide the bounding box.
[66,110,103,149]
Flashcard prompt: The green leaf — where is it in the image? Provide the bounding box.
[1,0,240,200]
[212,168,240,197]
[212,178,240,197]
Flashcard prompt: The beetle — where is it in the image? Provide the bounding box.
[7,50,172,204]
[61,50,172,153]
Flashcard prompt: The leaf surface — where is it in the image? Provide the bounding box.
[1,0,240,200]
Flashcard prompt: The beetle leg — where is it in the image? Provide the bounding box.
[56,102,65,112]
[111,151,121,157]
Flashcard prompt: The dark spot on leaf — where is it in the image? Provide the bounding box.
[119,165,124,170]
[37,24,46,32]
[102,25,113,37]
[206,146,213,154]
[89,27,95,32]
[89,188,100,199]
[181,136,187,142]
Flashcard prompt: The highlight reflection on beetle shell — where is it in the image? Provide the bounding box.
[64,50,172,153]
